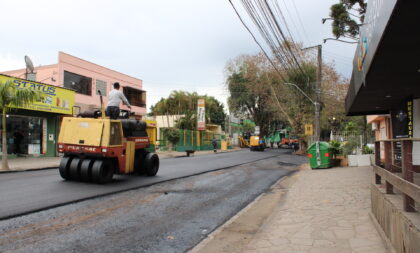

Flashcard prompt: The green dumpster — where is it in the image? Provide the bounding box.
[307,141,332,169]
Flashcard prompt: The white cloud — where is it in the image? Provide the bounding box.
[0,54,25,72]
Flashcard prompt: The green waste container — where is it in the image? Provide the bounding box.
[307,141,332,169]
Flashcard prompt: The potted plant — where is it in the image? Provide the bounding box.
[329,140,347,166]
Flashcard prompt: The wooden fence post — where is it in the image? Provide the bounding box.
[384,141,393,194]
[402,140,415,212]
[375,141,380,166]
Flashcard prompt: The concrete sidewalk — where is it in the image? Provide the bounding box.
[193,166,387,253]
[0,148,242,172]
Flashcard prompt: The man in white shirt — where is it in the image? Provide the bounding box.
[106,82,131,119]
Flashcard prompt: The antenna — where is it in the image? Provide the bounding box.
[24,55,34,73]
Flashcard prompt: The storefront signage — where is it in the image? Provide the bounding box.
[304,124,313,136]
[197,99,205,131]
[408,100,413,138]
[42,119,47,154]
[351,0,398,91]
[0,74,75,115]
[391,99,413,139]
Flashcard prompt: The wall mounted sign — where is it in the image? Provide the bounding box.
[391,99,413,139]
[197,99,206,131]
[0,74,75,115]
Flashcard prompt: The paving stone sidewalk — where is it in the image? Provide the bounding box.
[243,166,386,253]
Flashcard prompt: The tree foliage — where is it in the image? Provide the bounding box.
[0,81,43,170]
[329,0,367,39]
[225,44,361,144]
[149,90,226,130]
[226,53,283,137]
[162,127,181,147]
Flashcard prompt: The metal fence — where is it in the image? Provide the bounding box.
[158,128,227,152]
[307,130,375,154]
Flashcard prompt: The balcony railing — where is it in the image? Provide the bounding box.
[374,138,420,212]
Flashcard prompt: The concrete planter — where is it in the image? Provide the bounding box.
[348,154,373,167]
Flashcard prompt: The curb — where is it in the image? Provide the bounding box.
[0,166,58,174]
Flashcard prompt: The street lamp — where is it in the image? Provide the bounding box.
[323,38,358,44]
[284,83,315,105]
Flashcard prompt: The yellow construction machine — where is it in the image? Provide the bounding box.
[57,91,159,183]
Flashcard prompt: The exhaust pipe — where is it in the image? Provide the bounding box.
[98,90,105,119]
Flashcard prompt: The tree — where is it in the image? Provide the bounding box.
[226,45,356,150]
[226,53,281,138]
[0,81,42,170]
[162,127,180,151]
[150,91,226,130]
[329,0,367,40]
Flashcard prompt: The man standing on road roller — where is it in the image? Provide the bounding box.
[106,82,131,119]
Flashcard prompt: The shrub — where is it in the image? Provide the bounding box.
[329,140,342,158]
[362,145,373,154]
[162,128,181,150]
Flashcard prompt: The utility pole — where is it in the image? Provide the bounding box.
[303,45,322,142]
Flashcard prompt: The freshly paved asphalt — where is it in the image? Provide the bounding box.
[0,149,307,253]
[0,149,295,220]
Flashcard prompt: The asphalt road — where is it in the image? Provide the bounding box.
[0,149,306,253]
[0,149,297,220]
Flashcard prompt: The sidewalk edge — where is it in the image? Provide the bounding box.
[0,166,57,174]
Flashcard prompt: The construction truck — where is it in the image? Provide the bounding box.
[57,91,159,184]
[249,135,265,151]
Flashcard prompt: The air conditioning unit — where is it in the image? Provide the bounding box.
[372,122,378,131]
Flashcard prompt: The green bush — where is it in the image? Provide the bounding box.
[362,145,373,154]
[162,128,181,147]
[329,140,342,158]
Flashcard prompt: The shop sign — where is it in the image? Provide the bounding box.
[352,0,398,92]
[391,99,413,139]
[197,99,205,131]
[42,119,47,154]
[304,124,313,136]
[0,74,75,115]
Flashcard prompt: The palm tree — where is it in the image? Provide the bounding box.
[0,81,42,170]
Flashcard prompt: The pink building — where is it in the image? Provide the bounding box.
[367,115,391,162]
[3,52,146,116]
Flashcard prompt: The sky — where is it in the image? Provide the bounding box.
[0,0,356,113]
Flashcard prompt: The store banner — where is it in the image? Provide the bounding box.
[197,99,205,131]
[391,99,413,139]
[0,74,75,115]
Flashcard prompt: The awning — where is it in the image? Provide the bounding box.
[345,0,420,116]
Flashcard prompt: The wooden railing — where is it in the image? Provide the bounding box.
[374,138,420,212]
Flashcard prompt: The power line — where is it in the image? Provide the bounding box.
[289,0,311,44]
[280,0,304,43]
[239,0,307,76]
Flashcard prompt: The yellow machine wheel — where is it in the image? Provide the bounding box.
[144,153,159,176]
[59,156,73,180]
[80,159,94,182]
[69,158,82,181]
[91,159,114,184]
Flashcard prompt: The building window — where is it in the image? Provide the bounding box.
[63,71,92,96]
[0,115,43,155]
[123,86,146,107]
[96,79,107,96]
